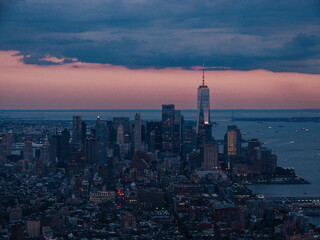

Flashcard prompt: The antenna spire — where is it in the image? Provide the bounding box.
[202,64,205,86]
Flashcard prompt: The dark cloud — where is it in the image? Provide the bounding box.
[0,0,319,73]
[22,55,61,65]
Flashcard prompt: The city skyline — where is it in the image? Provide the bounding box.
[1,1,320,239]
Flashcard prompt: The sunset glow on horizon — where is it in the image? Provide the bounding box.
[1,51,319,110]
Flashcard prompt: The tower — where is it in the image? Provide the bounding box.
[24,139,33,161]
[161,104,175,151]
[224,125,242,169]
[72,116,82,147]
[196,66,210,133]
[202,142,218,170]
[95,116,107,164]
[134,113,142,151]
[117,124,125,145]
[40,134,50,163]
[85,137,98,164]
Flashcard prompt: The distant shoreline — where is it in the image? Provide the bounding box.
[233,117,320,122]
[1,109,320,112]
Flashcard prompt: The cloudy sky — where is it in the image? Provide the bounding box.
[0,0,319,109]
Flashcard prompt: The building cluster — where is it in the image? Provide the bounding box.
[0,72,319,239]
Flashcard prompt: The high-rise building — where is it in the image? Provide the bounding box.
[2,133,12,157]
[81,121,87,147]
[225,125,242,156]
[68,151,85,173]
[134,113,141,151]
[61,129,70,161]
[95,116,107,164]
[162,104,175,151]
[196,67,210,133]
[72,116,82,146]
[50,134,62,163]
[85,137,98,164]
[182,125,195,161]
[24,139,33,161]
[202,142,218,170]
[40,134,50,163]
[113,117,131,144]
[188,150,201,171]
[173,110,183,154]
[117,124,125,145]
[0,133,11,165]
[224,125,242,169]
[260,148,277,175]
[146,121,162,152]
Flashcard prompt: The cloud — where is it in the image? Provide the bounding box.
[0,0,319,73]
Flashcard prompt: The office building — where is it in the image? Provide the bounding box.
[146,121,162,152]
[182,125,195,161]
[61,129,70,161]
[72,116,82,141]
[85,137,98,164]
[117,124,125,145]
[24,139,33,161]
[224,125,242,169]
[173,110,183,154]
[40,134,50,163]
[134,113,142,151]
[225,125,242,157]
[202,142,218,170]
[162,104,175,151]
[113,117,131,144]
[96,116,107,164]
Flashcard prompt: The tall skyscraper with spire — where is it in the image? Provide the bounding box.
[196,65,210,133]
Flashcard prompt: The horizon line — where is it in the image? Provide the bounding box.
[1,108,320,112]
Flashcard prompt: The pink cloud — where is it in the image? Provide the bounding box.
[0,50,319,110]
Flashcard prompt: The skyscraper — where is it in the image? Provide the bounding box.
[72,116,82,146]
[95,116,107,164]
[182,125,195,161]
[113,117,131,144]
[173,110,183,153]
[196,66,210,133]
[225,125,242,157]
[50,134,62,163]
[24,139,33,161]
[40,134,50,163]
[162,104,175,151]
[85,137,98,164]
[224,125,242,169]
[61,129,70,161]
[81,120,87,147]
[146,121,162,152]
[134,113,141,151]
[117,124,125,145]
[202,142,218,170]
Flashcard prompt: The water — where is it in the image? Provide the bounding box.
[1,109,320,121]
[1,109,320,223]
